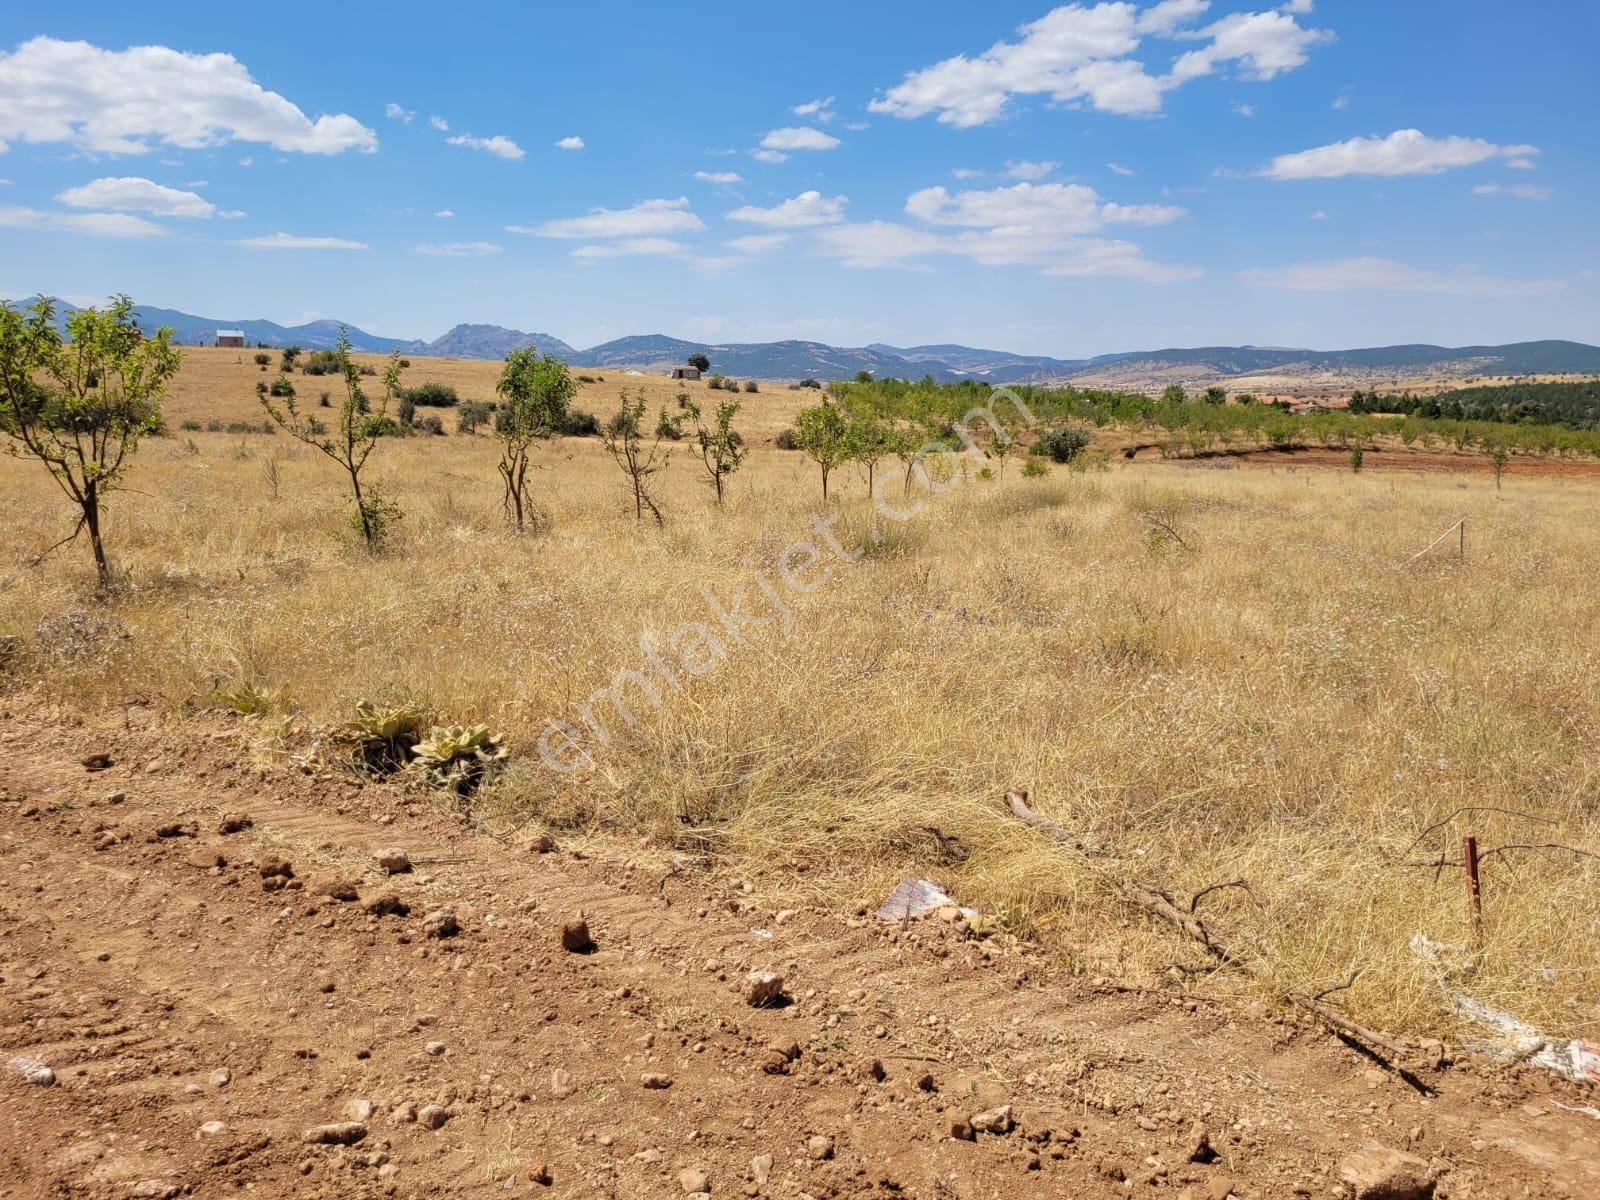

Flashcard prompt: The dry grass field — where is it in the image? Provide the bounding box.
[4,348,1598,1046]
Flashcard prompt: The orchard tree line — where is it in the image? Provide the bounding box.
[1348,380,1600,429]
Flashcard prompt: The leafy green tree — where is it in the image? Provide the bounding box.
[793,399,852,501]
[846,414,894,493]
[1160,384,1187,405]
[0,295,181,589]
[686,352,711,373]
[280,345,302,372]
[260,328,406,550]
[602,389,673,524]
[677,390,747,504]
[1202,386,1227,405]
[494,349,575,531]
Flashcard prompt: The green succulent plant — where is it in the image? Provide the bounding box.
[405,723,508,795]
[337,699,432,773]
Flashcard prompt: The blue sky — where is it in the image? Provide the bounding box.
[1,1,1595,355]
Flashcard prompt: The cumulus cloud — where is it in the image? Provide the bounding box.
[791,97,836,122]
[695,170,744,184]
[571,238,686,258]
[412,241,502,256]
[0,37,376,155]
[513,196,705,240]
[1004,159,1058,181]
[1107,161,1135,175]
[952,167,984,180]
[751,149,789,164]
[233,233,367,250]
[1262,129,1538,179]
[815,179,1194,281]
[430,115,449,131]
[1473,183,1552,200]
[0,204,166,237]
[385,103,414,123]
[760,127,841,152]
[556,135,584,150]
[868,2,1323,125]
[58,176,217,217]
[435,209,454,218]
[1237,256,1560,296]
[728,190,847,227]
[447,133,525,160]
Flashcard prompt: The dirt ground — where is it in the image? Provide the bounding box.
[1132,443,1600,482]
[3,705,1597,1200]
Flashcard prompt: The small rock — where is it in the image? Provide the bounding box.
[421,907,460,939]
[258,856,294,880]
[806,1135,835,1161]
[104,791,127,805]
[187,848,226,869]
[318,878,360,902]
[197,1120,228,1138]
[1338,1141,1436,1200]
[1186,1120,1217,1164]
[364,893,409,917]
[218,814,252,834]
[751,1155,773,1185]
[560,917,593,953]
[550,1068,574,1098]
[740,970,784,1008]
[1206,1177,1238,1200]
[374,848,412,874]
[528,1161,552,1186]
[345,1099,378,1121]
[678,1168,710,1194]
[425,1041,446,1057]
[528,835,556,854]
[970,1105,1014,1135]
[82,752,114,771]
[389,1102,418,1126]
[377,1164,400,1181]
[417,1104,450,1131]
[6,1055,54,1086]
[950,1118,975,1141]
[210,1070,231,1088]
[302,1122,367,1146]
[863,1058,886,1082]
[154,822,196,839]
[640,1072,673,1089]
[914,1072,936,1092]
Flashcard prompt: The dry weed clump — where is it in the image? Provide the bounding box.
[1,370,1597,1041]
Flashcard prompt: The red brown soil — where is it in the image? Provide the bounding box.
[2,704,1597,1199]
[1130,444,1600,481]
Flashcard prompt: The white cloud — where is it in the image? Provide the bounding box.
[1506,157,1537,170]
[791,97,836,122]
[385,102,414,123]
[1237,256,1560,296]
[556,135,584,150]
[513,196,705,240]
[905,181,1185,231]
[1473,183,1552,200]
[1279,0,1314,13]
[58,176,216,217]
[1004,159,1058,181]
[0,37,376,155]
[430,115,449,131]
[1262,130,1539,179]
[1309,208,1327,219]
[727,233,790,254]
[1331,93,1349,110]
[728,190,847,227]
[814,178,1193,282]
[447,133,525,160]
[0,204,166,237]
[869,3,1324,125]
[412,241,502,256]
[435,209,455,218]
[1233,102,1256,116]
[233,233,367,250]
[760,127,841,152]
[952,167,984,180]
[695,170,743,184]
[1107,161,1135,175]
[571,238,686,259]
[751,148,789,164]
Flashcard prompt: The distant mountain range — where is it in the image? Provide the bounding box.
[23,299,1600,386]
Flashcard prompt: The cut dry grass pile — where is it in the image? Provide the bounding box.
[2,399,1598,1043]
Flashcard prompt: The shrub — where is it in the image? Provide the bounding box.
[359,364,377,376]
[1034,425,1092,464]
[1021,455,1050,478]
[656,408,685,440]
[180,418,203,431]
[798,378,822,390]
[268,375,295,398]
[743,379,758,393]
[206,419,223,432]
[555,408,599,437]
[457,400,494,433]
[414,414,445,436]
[577,374,596,384]
[252,352,271,366]
[397,394,416,426]
[399,358,412,369]
[302,361,329,376]
[404,382,458,407]
[360,415,409,439]
[226,421,254,434]
[319,391,331,407]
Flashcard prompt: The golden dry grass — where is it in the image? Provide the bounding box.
[2,348,1598,1042]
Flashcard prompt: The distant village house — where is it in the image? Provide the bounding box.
[670,365,701,380]
[215,329,246,348]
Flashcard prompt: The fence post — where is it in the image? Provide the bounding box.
[1463,834,1483,943]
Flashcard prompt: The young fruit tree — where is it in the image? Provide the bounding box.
[845,414,894,494]
[676,390,746,504]
[259,328,406,551]
[0,295,181,590]
[793,399,852,501]
[601,390,674,524]
[493,348,575,531]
